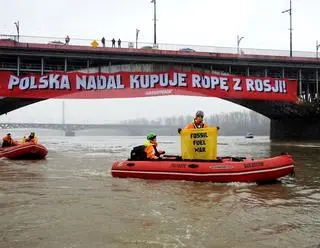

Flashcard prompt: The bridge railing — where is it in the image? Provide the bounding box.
[0,33,317,58]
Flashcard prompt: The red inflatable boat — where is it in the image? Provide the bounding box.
[111,154,294,183]
[0,143,48,160]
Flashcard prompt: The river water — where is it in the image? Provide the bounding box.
[0,133,319,248]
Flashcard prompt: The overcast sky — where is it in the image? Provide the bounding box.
[0,0,318,123]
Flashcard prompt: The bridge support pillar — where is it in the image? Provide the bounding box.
[270,118,320,141]
[65,130,75,137]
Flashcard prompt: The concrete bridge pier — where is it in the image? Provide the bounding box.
[65,130,75,136]
[270,118,320,141]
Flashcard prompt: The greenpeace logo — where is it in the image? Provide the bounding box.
[145,89,173,96]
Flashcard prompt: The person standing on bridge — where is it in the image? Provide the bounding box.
[2,133,19,147]
[65,35,70,45]
[144,132,165,159]
[22,132,38,144]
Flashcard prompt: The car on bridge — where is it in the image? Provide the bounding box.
[140,45,160,50]
[48,40,65,45]
[179,48,196,52]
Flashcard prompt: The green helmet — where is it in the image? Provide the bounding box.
[147,132,157,140]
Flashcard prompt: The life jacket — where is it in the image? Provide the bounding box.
[130,141,160,160]
[2,137,12,147]
[144,140,160,159]
[185,120,208,129]
[2,136,18,147]
[24,135,38,143]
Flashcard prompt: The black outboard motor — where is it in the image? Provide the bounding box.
[130,145,147,160]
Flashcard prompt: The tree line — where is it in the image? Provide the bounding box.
[121,111,270,136]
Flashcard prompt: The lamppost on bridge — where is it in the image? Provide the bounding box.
[316,40,320,59]
[14,21,19,42]
[136,28,140,49]
[282,0,293,57]
[237,35,244,54]
[151,0,157,47]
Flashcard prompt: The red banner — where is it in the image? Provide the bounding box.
[0,70,298,102]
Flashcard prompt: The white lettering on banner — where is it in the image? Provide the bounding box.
[272,81,280,93]
[272,80,287,93]
[29,77,37,89]
[191,74,229,91]
[192,74,201,87]
[5,72,291,98]
[233,78,242,91]
[220,77,229,91]
[8,75,19,89]
[130,75,140,88]
[39,76,48,89]
[87,75,96,90]
[130,73,187,88]
[76,75,86,89]
[263,80,271,92]
[246,79,255,91]
[255,79,264,92]
[20,77,29,90]
[8,74,71,90]
[177,73,187,87]
[76,75,123,90]
[60,75,70,89]
[97,76,107,89]
[245,79,285,93]
[49,74,60,89]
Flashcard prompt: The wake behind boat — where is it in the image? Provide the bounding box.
[0,143,48,160]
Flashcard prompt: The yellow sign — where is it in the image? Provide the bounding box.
[91,40,99,48]
[180,127,218,160]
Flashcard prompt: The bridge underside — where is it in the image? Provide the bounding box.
[0,97,43,115]
[229,99,320,119]
[230,99,320,141]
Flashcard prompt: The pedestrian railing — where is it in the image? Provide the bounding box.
[0,33,317,58]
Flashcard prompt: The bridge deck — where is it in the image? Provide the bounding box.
[0,39,319,65]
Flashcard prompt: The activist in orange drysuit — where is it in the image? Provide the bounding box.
[184,110,209,129]
[144,132,165,159]
[2,133,19,148]
[177,110,211,134]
